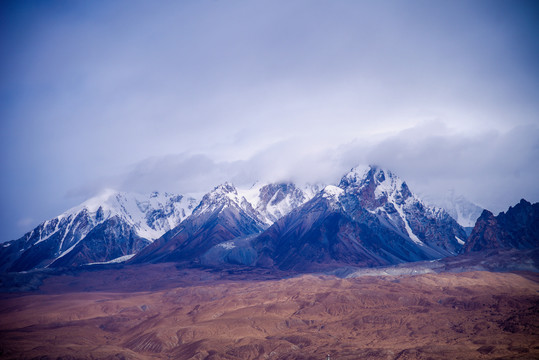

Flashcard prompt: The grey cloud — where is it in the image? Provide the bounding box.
[354,123,539,213]
[95,122,539,217]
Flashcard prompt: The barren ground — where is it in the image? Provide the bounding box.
[0,266,538,359]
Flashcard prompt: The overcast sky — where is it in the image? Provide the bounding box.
[1,0,538,241]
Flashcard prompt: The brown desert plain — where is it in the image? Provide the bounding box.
[0,264,538,360]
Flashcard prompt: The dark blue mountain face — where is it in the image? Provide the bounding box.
[253,185,458,272]
[132,206,265,264]
[0,209,97,272]
[338,166,466,253]
[463,199,539,253]
[49,216,150,268]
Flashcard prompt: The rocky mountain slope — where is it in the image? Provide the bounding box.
[238,182,322,225]
[2,166,474,272]
[0,191,198,272]
[1,181,321,272]
[252,166,467,271]
[462,199,539,253]
[131,183,268,265]
[130,181,323,265]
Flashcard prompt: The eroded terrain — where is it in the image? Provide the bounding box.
[0,267,538,359]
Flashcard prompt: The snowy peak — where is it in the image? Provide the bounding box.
[371,168,412,203]
[320,185,344,209]
[322,185,344,199]
[338,164,372,188]
[65,189,198,241]
[238,182,323,224]
[0,189,199,272]
[193,182,251,216]
[422,190,484,228]
[252,166,466,272]
[340,165,405,193]
[339,165,414,209]
[336,165,465,254]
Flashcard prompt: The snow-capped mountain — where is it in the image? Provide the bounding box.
[0,190,198,272]
[252,165,467,271]
[72,189,199,241]
[1,180,324,272]
[131,183,268,264]
[131,181,325,266]
[238,182,323,224]
[422,189,484,229]
[338,165,466,253]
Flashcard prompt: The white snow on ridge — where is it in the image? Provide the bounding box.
[374,169,405,200]
[238,181,265,210]
[455,236,465,245]
[194,183,243,215]
[62,189,199,241]
[237,182,323,224]
[217,241,236,250]
[77,188,118,213]
[86,254,136,265]
[341,164,371,187]
[322,185,344,198]
[52,242,79,263]
[33,220,60,246]
[360,166,426,246]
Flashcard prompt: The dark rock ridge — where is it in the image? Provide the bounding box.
[462,199,539,253]
[252,166,467,271]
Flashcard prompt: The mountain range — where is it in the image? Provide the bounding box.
[1,165,536,274]
[253,166,466,271]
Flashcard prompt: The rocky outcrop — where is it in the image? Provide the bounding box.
[462,199,539,253]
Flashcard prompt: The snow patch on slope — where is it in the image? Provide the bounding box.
[86,254,136,265]
[322,185,344,199]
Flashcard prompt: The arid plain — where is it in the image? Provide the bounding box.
[0,265,538,360]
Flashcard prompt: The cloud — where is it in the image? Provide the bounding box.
[16,217,35,231]
[72,121,538,217]
[341,122,539,212]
